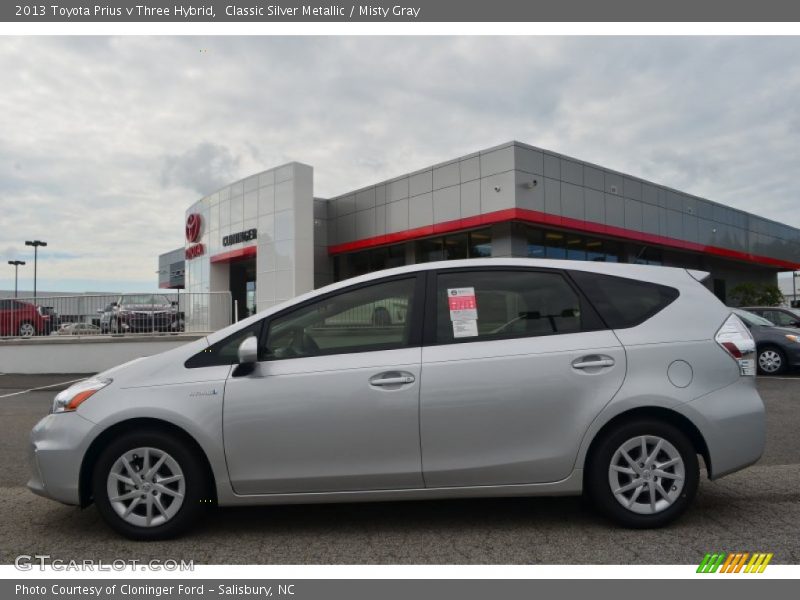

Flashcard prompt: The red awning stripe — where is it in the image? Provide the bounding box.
[209,245,258,263]
[327,207,800,270]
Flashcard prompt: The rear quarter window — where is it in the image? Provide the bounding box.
[569,270,679,329]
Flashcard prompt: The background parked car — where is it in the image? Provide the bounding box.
[0,299,52,337]
[99,294,178,333]
[732,308,800,375]
[742,306,800,329]
[37,306,60,333]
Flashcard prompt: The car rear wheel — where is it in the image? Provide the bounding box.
[757,346,786,375]
[92,430,208,540]
[587,419,699,528]
[18,321,36,337]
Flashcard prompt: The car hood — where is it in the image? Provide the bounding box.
[751,325,799,339]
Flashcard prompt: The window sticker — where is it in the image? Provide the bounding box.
[453,319,479,338]
[447,287,478,321]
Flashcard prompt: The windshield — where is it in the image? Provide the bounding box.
[120,294,171,306]
[733,308,774,327]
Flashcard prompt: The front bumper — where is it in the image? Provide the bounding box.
[676,376,766,480]
[27,412,96,505]
[783,343,800,368]
[119,313,174,332]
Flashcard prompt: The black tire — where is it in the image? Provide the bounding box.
[92,429,208,540]
[586,418,699,528]
[757,345,787,375]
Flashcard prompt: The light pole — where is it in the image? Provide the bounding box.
[794,271,799,307]
[24,240,47,301]
[7,260,26,298]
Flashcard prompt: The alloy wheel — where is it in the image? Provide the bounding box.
[18,322,35,337]
[106,447,185,528]
[608,435,685,515]
[758,349,783,374]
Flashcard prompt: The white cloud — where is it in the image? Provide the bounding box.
[1,36,799,291]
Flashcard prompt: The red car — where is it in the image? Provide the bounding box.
[0,299,51,337]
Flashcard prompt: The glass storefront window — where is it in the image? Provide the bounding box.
[335,243,407,281]
[417,229,492,263]
[544,232,567,259]
[524,224,622,263]
[417,238,444,263]
[468,230,492,258]
[444,233,468,260]
[566,236,586,260]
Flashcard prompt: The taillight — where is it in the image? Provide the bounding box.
[715,314,756,376]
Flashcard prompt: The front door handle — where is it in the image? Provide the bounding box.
[572,357,615,369]
[369,373,415,386]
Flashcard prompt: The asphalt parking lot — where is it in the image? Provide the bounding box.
[0,373,798,565]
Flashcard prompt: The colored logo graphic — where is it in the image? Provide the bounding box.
[697,552,773,573]
[186,213,202,243]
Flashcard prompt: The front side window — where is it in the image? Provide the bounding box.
[185,321,264,368]
[434,270,586,344]
[264,277,417,360]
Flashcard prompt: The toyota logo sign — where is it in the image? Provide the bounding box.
[186,213,202,243]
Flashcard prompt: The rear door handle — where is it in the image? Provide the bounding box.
[572,357,615,369]
[369,373,416,386]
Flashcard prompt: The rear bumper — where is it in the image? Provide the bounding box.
[676,377,765,480]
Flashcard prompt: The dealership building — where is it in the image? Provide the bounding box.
[158,141,800,323]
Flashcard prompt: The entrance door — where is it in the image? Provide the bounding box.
[229,258,257,320]
[246,280,257,318]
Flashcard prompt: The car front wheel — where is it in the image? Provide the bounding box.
[757,346,786,375]
[587,419,699,528]
[92,430,208,539]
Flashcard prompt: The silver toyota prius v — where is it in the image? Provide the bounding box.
[28,259,765,539]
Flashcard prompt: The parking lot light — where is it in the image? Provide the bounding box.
[24,240,47,300]
[7,260,26,298]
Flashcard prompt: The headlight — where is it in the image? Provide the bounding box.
[785,335,800,343]
[52,378,112,414]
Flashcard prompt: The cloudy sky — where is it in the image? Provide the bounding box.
[1,36,799,293]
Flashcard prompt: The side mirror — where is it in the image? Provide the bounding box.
[238,336,258,365]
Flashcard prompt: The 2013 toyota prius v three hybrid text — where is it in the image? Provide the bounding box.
[28,258,765,539]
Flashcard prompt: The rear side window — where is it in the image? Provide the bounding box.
[433,269,601,344]
[569,270,679,329]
